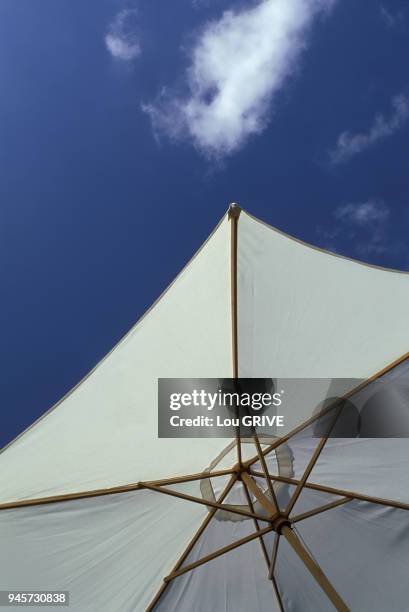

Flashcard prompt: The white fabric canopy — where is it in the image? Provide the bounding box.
[0,482,207,611]
[0,216,232,503]
[238,211,409,378]
[1,207,409,611]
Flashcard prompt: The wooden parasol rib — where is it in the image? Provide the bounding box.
[250,470,409,512]
[244,348,409,471]
[140,481,271,523]
[164,524,274,582]
[145,474,237,611]
[0,468,235,512]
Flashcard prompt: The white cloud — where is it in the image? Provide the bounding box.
[143,0,336,159]
[318,199,408,261]
[105,9,140,61]
[334,199,389,225]
[330,94,409,164]
[321,200,391,256]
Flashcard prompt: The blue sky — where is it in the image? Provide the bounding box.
[1,0,408,447]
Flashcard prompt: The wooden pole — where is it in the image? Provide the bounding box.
[282,526,349,611]
[228,203,242,467]
[241,472,278,518]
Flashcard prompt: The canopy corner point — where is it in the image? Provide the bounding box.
[228,202,242,220]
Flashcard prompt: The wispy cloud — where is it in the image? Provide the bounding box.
[317,199,401,259]
[329,94,409,164]
[143,0,336,159]
[379,4,405,27]
[334,200,389,226]
[105,9,140,61]
[336,200,391,256]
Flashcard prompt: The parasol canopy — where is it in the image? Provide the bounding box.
[1,205,409,611]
